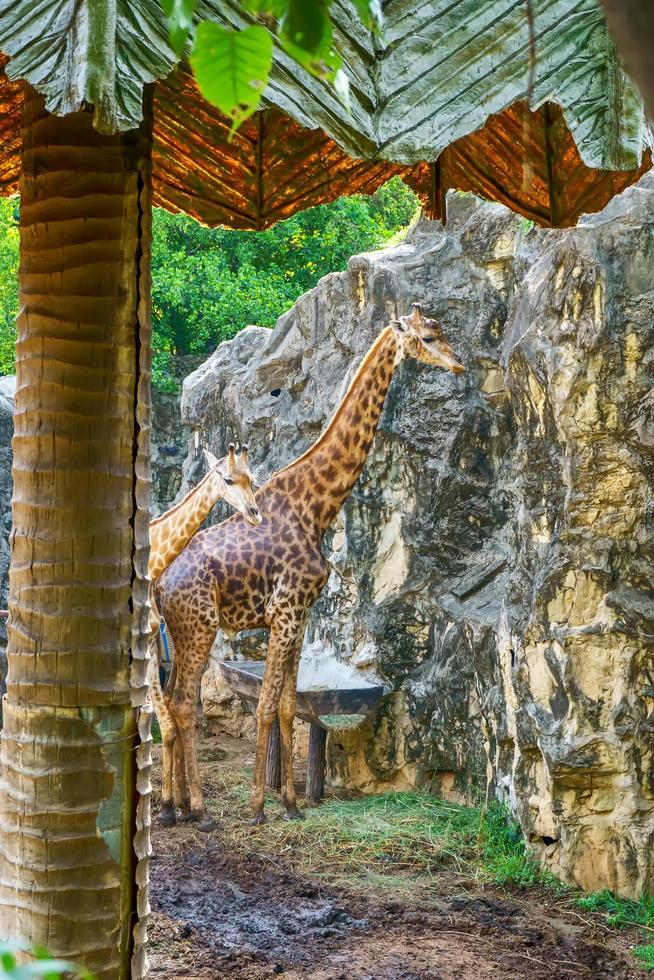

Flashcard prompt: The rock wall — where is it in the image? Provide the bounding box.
[500,185,654,897]
[180,180,654,898]
[150,355,203,517]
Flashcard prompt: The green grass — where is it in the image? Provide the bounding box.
[575,890,654,971]
[150,715,162,745]
[211,771,551,890]
[204,763,652,970]
[634,945,654,971]
[576,890,654,930]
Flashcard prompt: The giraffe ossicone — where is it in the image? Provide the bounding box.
[156,304,465,828]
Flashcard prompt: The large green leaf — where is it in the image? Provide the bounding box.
[161,0,198,54]
[349,0,382,29]
[190,22,273,128]
[241,0,288,15]
[278,0,342,80]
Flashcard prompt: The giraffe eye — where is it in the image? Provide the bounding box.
[423,334,435,343]
[224,476,234,485]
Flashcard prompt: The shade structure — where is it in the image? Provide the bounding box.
[1,0,653,229]
[0,56,650,230]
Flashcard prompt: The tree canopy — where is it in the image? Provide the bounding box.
[0,178,418,392]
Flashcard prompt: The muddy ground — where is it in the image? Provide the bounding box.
[149,736,647,979]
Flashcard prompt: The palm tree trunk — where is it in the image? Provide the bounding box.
[0,85,153,979]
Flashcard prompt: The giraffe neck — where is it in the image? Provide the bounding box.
[269,326,400,533]
[149,469,222,581]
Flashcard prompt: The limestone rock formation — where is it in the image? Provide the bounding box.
[180,179,654,897]
[500,184,654,896]
[150,355,204,516]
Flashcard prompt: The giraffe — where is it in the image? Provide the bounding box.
[147,444,261,825]
[156,304,465,829]
[149,444,261,582]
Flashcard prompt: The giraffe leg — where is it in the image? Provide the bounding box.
[251,615,302,824]
[148,638,182,825]
[168,646,218,832]
[160,657,190,818]
[163,657,176,709]
[172,729,190,819]
[278,632,305,821]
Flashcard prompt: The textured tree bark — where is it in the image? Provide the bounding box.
[266,716,282,791]
[0,86,153,979]
[306,725,327,804]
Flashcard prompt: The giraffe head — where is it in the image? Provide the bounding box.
[203,445,262,525]
[391,303,465,373]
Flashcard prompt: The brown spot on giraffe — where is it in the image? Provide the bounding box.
[157,304,465,825]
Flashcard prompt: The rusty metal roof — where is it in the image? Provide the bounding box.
[0,1,650,228]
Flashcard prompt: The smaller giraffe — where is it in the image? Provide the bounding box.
[147,444,261,824]
[149,444,261,581]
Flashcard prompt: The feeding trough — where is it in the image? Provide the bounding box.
[219,659,386,803]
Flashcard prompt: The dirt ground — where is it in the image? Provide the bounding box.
[148,735,647,979]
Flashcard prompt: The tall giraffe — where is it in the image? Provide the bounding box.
[147,444,261,823]
[157,304,465,829]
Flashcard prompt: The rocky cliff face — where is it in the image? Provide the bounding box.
[180,179,654,898]
[150,355,204,517]
[500,184,654,897]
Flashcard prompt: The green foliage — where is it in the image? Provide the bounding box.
[576,890,654,930]
[150,714,162,745]
[0,180,417,388]
[634,945,654,971]
[162,0,383,119]
[277,0,341,81]
[160,0,197,54]
[190,22,273,129]
[0,199,19,377]
[0,943,93,980]
[480,802,543,888]
[576,891,654,971]
[150,177,418,389]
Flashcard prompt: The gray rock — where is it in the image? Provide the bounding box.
[180,179,654,897]
[150,354,204,517]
